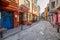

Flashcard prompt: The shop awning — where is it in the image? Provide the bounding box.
[49,9,57,14]
[19,4,29,12]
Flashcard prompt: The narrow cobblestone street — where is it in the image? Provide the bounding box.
[4,21,60,40]
[1,0,60,40]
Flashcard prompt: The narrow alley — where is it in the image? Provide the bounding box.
[4,21,60,40]
[0,0,60,40]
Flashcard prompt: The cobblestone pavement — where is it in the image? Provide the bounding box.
[4,21,60,40]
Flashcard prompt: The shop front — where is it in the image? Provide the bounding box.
[32,14,35,22]
[1,10,14,30]
[0,0,19,30]
[50,10,57,26]
[19,5,29,25]
[50,8,60,32]
[57,7,60,28]
[27,13,33,25]
[32,14,37,22]
[56,6,60,32]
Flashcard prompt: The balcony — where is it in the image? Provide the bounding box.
[19,5,29,12]
[8,1,18,7]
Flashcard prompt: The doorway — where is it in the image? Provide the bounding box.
[19,12,24,25]
[1,10,14,30]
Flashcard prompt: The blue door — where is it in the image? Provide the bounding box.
[1,10,14,30]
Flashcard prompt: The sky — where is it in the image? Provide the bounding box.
[37,0,49,15]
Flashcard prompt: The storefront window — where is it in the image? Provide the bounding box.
[29,14,31,19]
[25,13,28,20]
[26,13,28,19]
[23,13,27,20]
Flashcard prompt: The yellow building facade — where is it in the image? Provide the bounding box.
[43,7,48,20]
[32,0,40,22]
[27,0,33,24]
[27,0,40,24]
[19,0,30,25]
[37,5,40,21]
[18,0,40,25]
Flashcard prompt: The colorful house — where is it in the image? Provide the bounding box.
[0,0,19,30]
[56,6,60,32]
[19,4,29,25]
[43,7,48,20]
[49,0,60,32]
[19,0,29,25]
[19,0,40,25]
[50,9,57,25]
[26,0,33,24]
[32,0,40,22]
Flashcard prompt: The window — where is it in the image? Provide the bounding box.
[33,4,37,11]
[24,0,30,8]
[48,7,49,11]
[29,14,31,19]
[26,13,28,20]
[56,0,58,5]
[35,0,37,3]
[51,1,55,8]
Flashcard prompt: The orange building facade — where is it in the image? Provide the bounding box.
[0,0,19,29]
